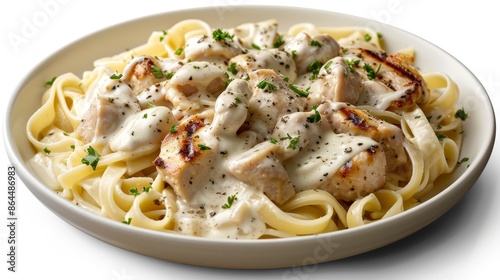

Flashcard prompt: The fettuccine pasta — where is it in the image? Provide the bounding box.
[27,18,466,239]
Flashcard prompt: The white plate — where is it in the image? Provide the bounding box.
[3,5,495,269]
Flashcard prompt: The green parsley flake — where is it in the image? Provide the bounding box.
[110,73,123,79]
[222,193,238,209]
[175,47,184,56]
[363,63,381,80]
[129,188,140,197]
[169,125,177,133]
[43,147,51,154]
[198,144,212,150]
[307,60,322,80]
[289,84,309,97]
[257,80,277,91]
[345,59,360,73]
[251,43,261,50]
[307,105,321,123]
[151,65,165,79]
[364,33,372,42]
[46,77,57,87]
[122,218,132,225]
[227,62,238,75]
[310,40,322,47]
[273,34,284,48]
[81,146,100,170]
[323,60,333,69]
[455,108,468,121]
[212,28,234,41]
[436,133,447,141]
[280,134,300,150]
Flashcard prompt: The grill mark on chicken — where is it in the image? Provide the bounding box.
[340,108,371,131]
[339,159,353,177]
[345,48,429,109]
[179,119,204,162]
[153,157,166,169]
[360,49,421,86]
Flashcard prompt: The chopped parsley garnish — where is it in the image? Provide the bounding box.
[159,30,168,42]
[307,60,322,80]
[198,144,212,150]
[122,218,132,225]
[212,28,234,41]
[269,137,278,144]
[289,84,309,97]
[110,73,123,79]
[234,97,242,104]
[310,40,322,47]
[165,71,175,79]
[43,147,51,154]
[377,32,383,39]
[257,80,277,91]
[70,145,75,151]
[345,58,361,73]
[436,133,447,141]
[81,146,100,170]
[273,34,284,48]
[169,125,177,133]
[151,65,165,79]
[458,157,469,164]
[455,108,468,121]
[147,103,156,108]
[280,134,300,150]
[143,186,152,192]
[307,105,321,123]
[129,188,140,197]
[142,113,148,119]
[291,50,297,58]
[363,63,381,80]
[175,47,184,56]
[222,193,237,209]
[364,33,372,42]
[46,77,57,87]
[227,62,238,75]
[251,43,261,50]
[323,60,333,69]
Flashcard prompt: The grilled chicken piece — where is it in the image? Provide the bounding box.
[153,116,215,202]
[308,56,363,106]
[247,69,307,137]
[121,56,171,95]
[76,77,140,144]
[322,145,386,202]
[184,32,245,63]
[211,79,253,136]
[154,80,256,202]
[342,48,429,110]
[272,110,387,202]
[317,101,406,171]
[228,141,295,204]
[231,19,280,50]
[165,61,227,119]
[228,49,297,82]
[282,32,340,75]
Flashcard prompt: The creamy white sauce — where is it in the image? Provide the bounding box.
[67,22,399,239]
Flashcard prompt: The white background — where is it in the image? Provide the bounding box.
[1,1,499,279]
